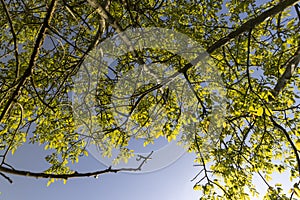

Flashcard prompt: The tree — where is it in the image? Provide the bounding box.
[1,0,300,199]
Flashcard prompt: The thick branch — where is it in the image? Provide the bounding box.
[271,4,300,98]
[179,0,300,74]
[0,151,153,181]
[0,165,119,180]
[207,0,300,54]
[87,0,123,33]
[272,47,300,97]
[0,0,57,122]
[87,0,300,87]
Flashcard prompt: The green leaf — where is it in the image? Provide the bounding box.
[47,178,55,187]
[193,185,201,190]
[256,107,264,117]
[296,139,300,150]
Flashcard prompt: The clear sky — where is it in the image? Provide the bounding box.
[0,140,293,200]
[0,142,202,200]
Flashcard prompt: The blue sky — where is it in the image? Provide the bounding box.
[0,142,201,200]
[0,139,293,200]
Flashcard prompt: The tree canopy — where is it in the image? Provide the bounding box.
[1,0,300,199]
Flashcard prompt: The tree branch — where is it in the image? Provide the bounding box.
[179,0,300,74]
[0,151,153,181]
[0,172,13,184]
[0,0,58,122]
[272,46,300,97]
[207,0,300,54]
[270,116,300,175]
[270,3,300,98]
[0,0,19,78]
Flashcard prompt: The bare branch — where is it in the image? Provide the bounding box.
[0,172,13,184]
